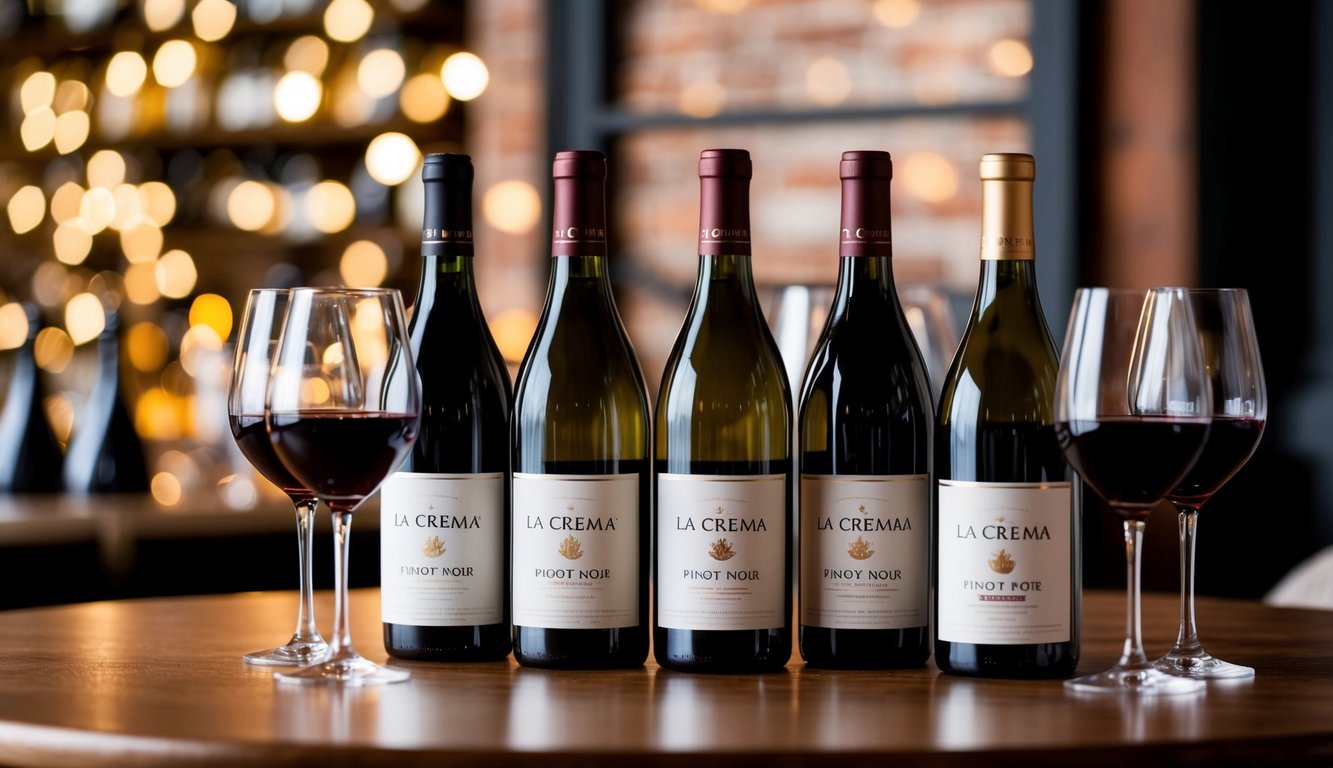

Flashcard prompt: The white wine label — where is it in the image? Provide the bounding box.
[380,472,504,627]
[936,480,1073,645]
[657,473,787,631]
[800,474,928,630]
[512,473,640,629]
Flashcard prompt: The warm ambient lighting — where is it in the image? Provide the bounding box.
[136,388,182,440]
[155,249,198,299]
[31,262,70,308]
[87,150,126,189]
[151,472,184,506]
[988,39,1034,78]
[0,304,29,351]
[441,52,489,101]
[679,79,726,118]
[8,186,45,234]
[111,185,143,231]
[227,181,277,231]
[20,72,56,114]
[189,293,233,341]
[139,182,177,227]
[482,180,542,235]
[305,181,356,233]
[127,321,169,371]
[50,182,83,224]
[358,49,406,99]
[65,292,106,345]
[53,110,91,154]
[33,327,74,373]
[153,40,198,88]
[55,81,91,113]
[120,219,164,264]
[20,107,56,152]
[806,57,852,107]
[900,151,959,203]
[274,71,323,123]
[695,0,749,13]
[125,262,161,304]
[53,221,94,265]
[400,73,449,123]
[324,0,374,43]
[106,51,149,97]
[873,0,921,28]
[143,0,186,32]
[286,36,330,76]
[490,308,539,364]
[339,240,389,287]
[191,0,237,42]
[44,393,74,445]
[364,132,421,186]
[79,187,116,233]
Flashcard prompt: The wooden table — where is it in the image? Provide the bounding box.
[0,590,1329,767]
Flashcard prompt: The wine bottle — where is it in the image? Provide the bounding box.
[798,151,932,668]
[933,153,1079,678]
[0,303,64,493]
[380,153,513,662]
[654,148,793,673]
[64,306,149,493]
[511,150,651,669]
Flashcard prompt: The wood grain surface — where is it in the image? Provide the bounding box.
[0,589,1330,767]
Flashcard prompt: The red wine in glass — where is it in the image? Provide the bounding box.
[1167,416,1264,504]
[268,412,418,509]
[230,415,310,500]
[1055,416,1210,516]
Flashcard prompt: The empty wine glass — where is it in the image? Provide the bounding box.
[228,289,328,666]
[1054,287,1211,695]
[1154,289,1266,679]
[266,288,421,685]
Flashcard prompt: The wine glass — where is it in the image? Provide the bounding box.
[266,287,421,685]
[1054,287,1211,695]
[1154,289,1266,679]
[228,289,328,666]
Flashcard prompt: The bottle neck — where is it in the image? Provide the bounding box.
[972,258,1043,320]
[830,256,895,316]
[979,177,1035,261]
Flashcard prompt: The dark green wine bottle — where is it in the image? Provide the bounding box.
[933,153,1079,678]
[654,148,793,673]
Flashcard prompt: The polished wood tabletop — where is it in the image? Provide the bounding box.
[0,589,1330,767]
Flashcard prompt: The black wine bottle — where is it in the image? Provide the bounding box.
[64,306,149,493]
[381,153,514,661]
[0,304,64,493]
[654,149,793,673]
[798,151,932,668]
[933,153,1079,678]
[510,150,651,669]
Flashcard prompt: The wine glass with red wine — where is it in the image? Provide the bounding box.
[228,289,328,666]
[1153,289,1266,679]
[266,287,420,685]
[1055,287,1211,695]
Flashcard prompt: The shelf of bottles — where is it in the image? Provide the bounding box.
[0,0,488,509]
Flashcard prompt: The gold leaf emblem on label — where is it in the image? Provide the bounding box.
[422,536,445,558]
[858,504,867,515]
[847,536,875,561]
[708,538,736,561]
[558,534,584,560]
[989,549,1016,574]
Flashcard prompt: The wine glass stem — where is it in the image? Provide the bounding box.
[1173,506,1203,654]
[1120,519,1150,668]
[292,499,321,645]
[328,509,356,663]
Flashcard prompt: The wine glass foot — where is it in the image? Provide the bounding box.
[243,639,329,667]
[1064,665,1206,695]
[1153,650,1254,679]
[274,654,411,686]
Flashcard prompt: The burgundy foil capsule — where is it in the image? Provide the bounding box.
[697,148,752,257]
[551,150,608,258]
[838,150,893,259]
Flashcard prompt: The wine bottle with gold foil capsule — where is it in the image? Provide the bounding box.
[381,153,513,661]
[933,153,1080,678]
[511,151,651,669]
[654,148,793,673]
[799,151,932,668]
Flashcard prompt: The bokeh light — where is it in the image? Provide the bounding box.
[191,0,236,42]
[120,218,165,264]
[51,182,84,224]
[482,180,542,235]
[87,150,127,189]
[155,249,198,298]
[65,292,106,345]
[20,72,56,113]
[364,132,421,186]
[227,180,277,231]
[900,151,959,203]
[125,262,162,304]
[358,48,406,99]
[8,185,46,234]
[33,326,74,372]
[139,181,177,226]
[20,107,56,151]
[53,221,94,265]
[106,51,149,97]
[441,52,489,101]
[305,181,356,233]
[490,307,539,364]
[127,321,169,371]
[151,472,183,506]
[324,0,373,43]
[988,39,1034,78]
[873,0,921,28]
[143,0,186,31]
[53,109,91,154]
[285,36,330,75]
[189,293,233,341]
[0,303,29,350]
[400,73,449,123]
[153,40,198,88]
[679,79,726,118]
[79,187,116,233]
[339,240,388,287]
[806,57,852,106]
[274,71,323,123]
